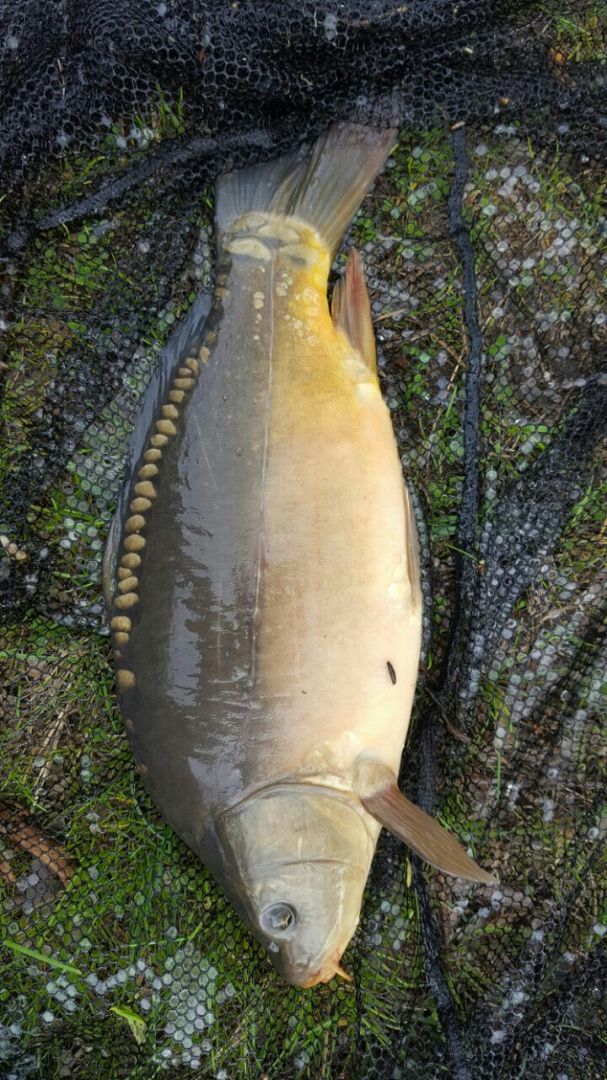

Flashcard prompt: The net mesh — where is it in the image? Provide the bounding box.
[1,2,606,1078]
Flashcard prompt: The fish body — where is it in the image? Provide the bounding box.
[105,124,493,987]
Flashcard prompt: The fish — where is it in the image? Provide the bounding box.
[104,122,495,989]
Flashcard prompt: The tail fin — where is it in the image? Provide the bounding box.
[216,123,397,257]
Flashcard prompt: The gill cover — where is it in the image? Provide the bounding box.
[217,784,376,987]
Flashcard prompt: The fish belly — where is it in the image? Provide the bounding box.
[254,273,421,786]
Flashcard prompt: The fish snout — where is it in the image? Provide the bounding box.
[288,950,353,989]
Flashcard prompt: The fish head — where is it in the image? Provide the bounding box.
[217,783,377,987]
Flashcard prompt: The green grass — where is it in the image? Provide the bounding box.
[361,128,607,989]
[0,180,213,615]
[135,85,187,141]
[559,472,607,577]
[370,123,607,537]
[541,0,607,62]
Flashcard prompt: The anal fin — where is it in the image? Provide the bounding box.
[361,782,496,885]
[331,248,376,373]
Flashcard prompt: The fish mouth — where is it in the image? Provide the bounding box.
[297,952,353,989]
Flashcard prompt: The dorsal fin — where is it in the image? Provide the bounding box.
[331,248,376,372]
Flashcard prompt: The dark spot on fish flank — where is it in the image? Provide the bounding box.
[387,661,397,685]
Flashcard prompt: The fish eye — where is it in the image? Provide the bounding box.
[260,903,297,936]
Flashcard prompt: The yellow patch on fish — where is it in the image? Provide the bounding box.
[125,515,146,533]
[387,581,408,604]
[130,497,152,513]
[115,593,139,610]
[118,575,139,593]
[123,535,146,553]
[117,669,136,692]
[156,419,177,437]
[138,464,159,479]
[356,382,381,401]
[120,553,141,570]
[257,221,301,242]
[227,237,271,261]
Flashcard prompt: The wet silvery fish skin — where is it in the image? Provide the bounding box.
[105,124,494,988]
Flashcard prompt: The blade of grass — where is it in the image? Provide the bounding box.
[110,1004,147,1046]
[3,938,82,976]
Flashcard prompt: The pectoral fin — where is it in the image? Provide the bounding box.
[361,782,496,885]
